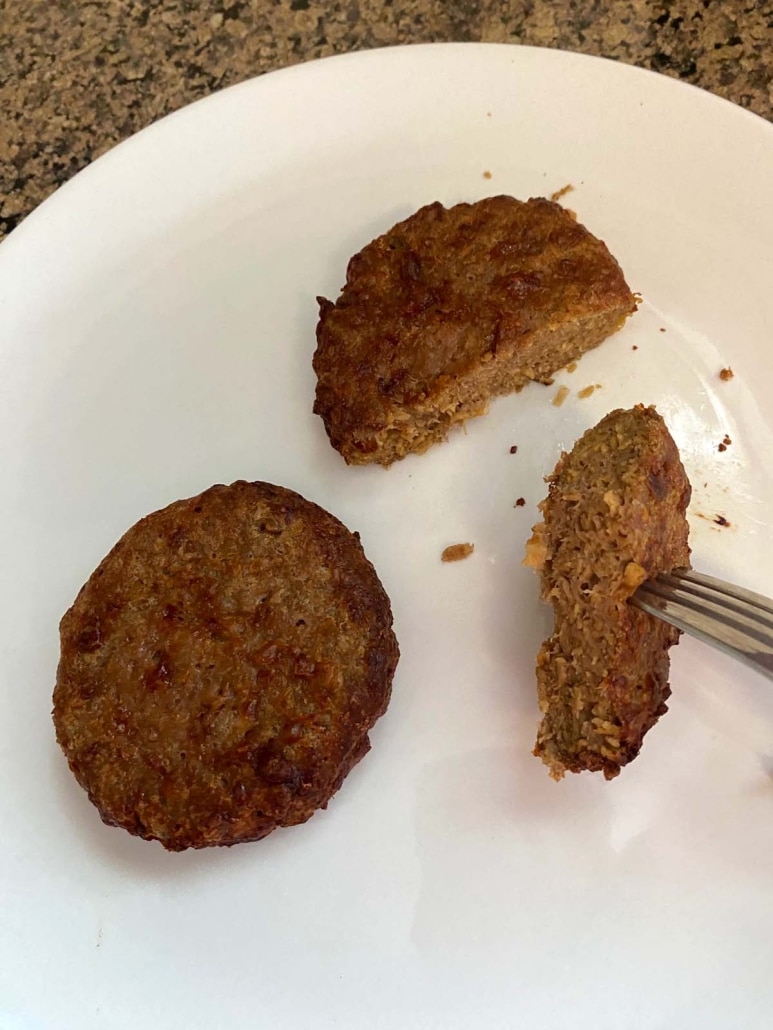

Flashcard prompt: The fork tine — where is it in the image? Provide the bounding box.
[663,570,773,619]
[646,572,773,642]
[632,569,773,681]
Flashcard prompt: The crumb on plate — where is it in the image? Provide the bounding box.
[549,184,574,202]
[696,512,732,528]
[441,542,474,562]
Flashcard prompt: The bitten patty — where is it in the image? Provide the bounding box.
[314,196,636,466]
[54,481,399,851]
[524,406,691,780]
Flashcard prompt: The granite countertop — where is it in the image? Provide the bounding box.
[1,0,771,242]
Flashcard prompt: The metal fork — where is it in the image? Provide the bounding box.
[632,569,773,681]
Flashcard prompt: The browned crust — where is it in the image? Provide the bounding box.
[313,196,636,466]
[53,481,399,850]
[528,405,691,780]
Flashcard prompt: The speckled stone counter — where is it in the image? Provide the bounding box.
[1,0,771,241]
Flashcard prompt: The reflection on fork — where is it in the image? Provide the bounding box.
[633,569,773,682]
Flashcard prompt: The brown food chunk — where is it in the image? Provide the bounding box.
[525,405,691,780]
[549,184,574,202]
[313,196,636,466]
[53,481,399,851]
[719,367,734,381]
[441,542,474,562]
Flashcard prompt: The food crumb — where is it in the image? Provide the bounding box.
[633,292,643,306]
[696,512,732,529]
[719,367,734,381]
[566,361,578,373]
[483,170,492,179]
[514,497,526,507]
[549,183,574,202]
[718,433,732,452]
[659,327,666,333]
[552,385,570,407]
[632,345,638,351]
[522,526,547,570]
[623,562,648,589]
[509,445,518,454]
[441,542,474,562]
[578,384,597,399]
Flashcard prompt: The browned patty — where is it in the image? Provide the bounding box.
[53,481,399,851]
[523,405,691,780]
[313,196,636,466]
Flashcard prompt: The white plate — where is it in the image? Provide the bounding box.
[2,43,773,1030]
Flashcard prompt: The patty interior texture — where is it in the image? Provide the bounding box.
[524,405,691,780]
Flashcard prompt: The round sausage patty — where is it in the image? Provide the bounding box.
[53,481,399,851]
